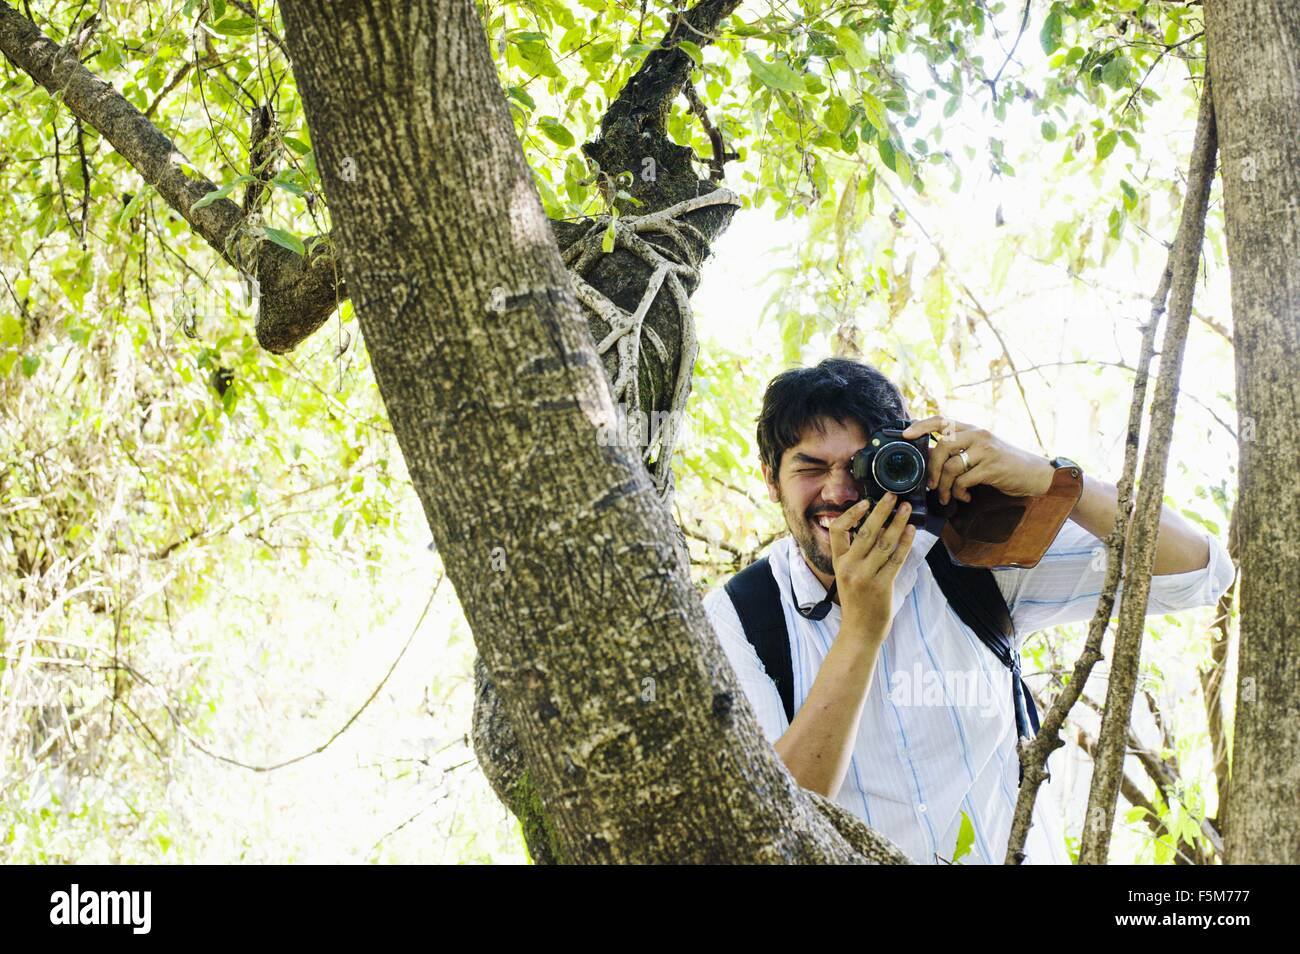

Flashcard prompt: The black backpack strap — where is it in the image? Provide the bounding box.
[925,540,1047,784]
[723,556,795,725]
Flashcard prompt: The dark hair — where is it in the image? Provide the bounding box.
[756,358,907,481]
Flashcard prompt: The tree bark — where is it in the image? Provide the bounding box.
[470,1,749,857]
[1204,0,1300,865]
[274,0,909,864]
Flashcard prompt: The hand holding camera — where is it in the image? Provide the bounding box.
[827,493,916,642]
[901,415,1057,504]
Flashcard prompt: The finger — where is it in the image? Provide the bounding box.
[861,499,913,574]
[877,524,917,584]
[937,449,975,504]
[839,493,897,566]
[828,498,875,561]
[951,462,992,503]
[843,491,894,533]
[900,415,947,440]
[927,428,977,492]
[848,495,908,559]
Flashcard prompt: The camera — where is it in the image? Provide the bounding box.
[848,419,933,529]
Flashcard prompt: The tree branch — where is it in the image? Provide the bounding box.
[1006,80,1219,864]
[1078,79,1218,865]
[0,1,343,353]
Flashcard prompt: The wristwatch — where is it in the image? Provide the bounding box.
[1047,456,1084,498]
[1049,456,1083,480]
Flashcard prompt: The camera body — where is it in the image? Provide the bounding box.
[848,419,935,529]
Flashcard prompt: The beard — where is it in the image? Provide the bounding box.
[779,493,846,578]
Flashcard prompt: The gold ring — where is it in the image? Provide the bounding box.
[958,448,972,472]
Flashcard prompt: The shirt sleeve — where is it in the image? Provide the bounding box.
[701,586,790,744]
[990,518,1236,647]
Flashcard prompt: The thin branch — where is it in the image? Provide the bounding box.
[1078,78,1218,866]
[983,0,1031,102]
[683,81,738,181]
[1006,79,1218,864]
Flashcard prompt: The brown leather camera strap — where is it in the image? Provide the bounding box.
[939,462,1084,569]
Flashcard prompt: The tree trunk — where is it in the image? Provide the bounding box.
[1204,0,1300,865]
[471,0,748,857]
[274,0,908,864]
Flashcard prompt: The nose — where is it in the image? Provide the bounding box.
[820,464,860,509]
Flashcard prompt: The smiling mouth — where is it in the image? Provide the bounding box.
[809,511,844,543]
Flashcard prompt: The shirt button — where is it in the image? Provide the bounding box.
[918,803,928,813]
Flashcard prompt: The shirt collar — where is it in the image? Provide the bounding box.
[786,536,835,612]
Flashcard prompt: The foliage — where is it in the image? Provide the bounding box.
[0,0,1236,863]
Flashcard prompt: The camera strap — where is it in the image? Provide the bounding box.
[722,545,1047,786]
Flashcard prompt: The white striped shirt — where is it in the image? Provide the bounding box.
[703,519,1235,864]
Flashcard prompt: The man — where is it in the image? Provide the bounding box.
[702,358,1235,864]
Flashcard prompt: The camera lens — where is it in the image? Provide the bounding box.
[872,441,924,494]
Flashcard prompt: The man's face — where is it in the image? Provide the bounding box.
[763,417,868,578]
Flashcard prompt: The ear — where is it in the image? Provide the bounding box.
[761,462,780,503]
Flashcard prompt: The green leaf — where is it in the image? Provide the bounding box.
[1095,130,1119,162]
[271,172,306,196]
[117,192,146,228]
[834,26,870,70]
[834,173,858,261]
[282,136,312,155]
[952,811,975,863]
[20,354,40,377]
[210,16,257,36]
[507,86,536,111]
[677,40,704,67]
[923,265,952,344]
[1107,205,1125,239]
[332,511,348,538]
[1040,119,1057,141]
[190,182,236,212]
[1040,6,1063,55]
[894,148,914,188]
[824,95,850,133]
[587,41,615,63]
[263,227,305,257]
[537,117,575,148]
[877,137,897,172]
[744,52,804,92]
[861,91,889,136]
[1101,54,1130,90]
[0,313,22,348]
